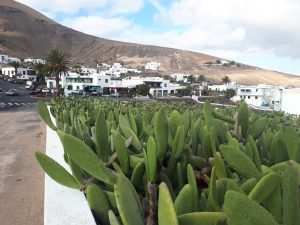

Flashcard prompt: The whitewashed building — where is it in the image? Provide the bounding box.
[96,63,111,68]
[145,62,160,70]
[24,57,46,64]
[0,54,8,64]
[7,57,21,63]
[46,73,111,94]
[231,84,283,109]
[1,67,15,76]
[209,82,237,92]
[105,63,128,78]
[122,76,183,97]
[170,73,189,83]
[1,67,36,80]
[81,67,97,75]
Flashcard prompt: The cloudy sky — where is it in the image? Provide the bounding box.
[16,0,300,75]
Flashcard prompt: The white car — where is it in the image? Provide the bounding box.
[110,92,120,97]
[42,88,50,93]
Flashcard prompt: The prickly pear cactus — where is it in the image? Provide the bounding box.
[36,99,300,225]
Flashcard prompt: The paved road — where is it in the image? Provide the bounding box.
[0,79,42,104]
[0,105,45,225]
[0,79,163,109]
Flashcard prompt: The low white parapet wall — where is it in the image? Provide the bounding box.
[44,109,96,225]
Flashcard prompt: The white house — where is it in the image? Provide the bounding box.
[231,84,283,109]
[7,57,21,63]
[81,67,97,75]
[209,82,237,92]
[145,62,160,71]
[1,67,36,80]
[122,76,184,97]
[96,63,111,68]
[17,68,37,81]
[1,67,15,76]
[46,73,111,94]
[170,73,189,83]
[105,63,128,78]
[0,54,8,64]
[127,68,141,74]
[24,57,46,64]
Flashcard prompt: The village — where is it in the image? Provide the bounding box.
[1,53,300,114]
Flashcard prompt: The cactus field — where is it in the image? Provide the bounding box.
[35,98,300,225]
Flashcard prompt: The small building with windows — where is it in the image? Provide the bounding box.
[121,76,183,97]
[7,57,21,64]
[1,67,15,76]
[145,62,160,71]
[231,84,283,109]
[0,54,8,64]
[24,57,46,64]
[1,67,36,81]
[46,73,111,93]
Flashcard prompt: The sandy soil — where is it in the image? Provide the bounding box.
[0,106,45,225]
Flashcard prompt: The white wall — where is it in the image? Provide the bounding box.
[281,89,300,114]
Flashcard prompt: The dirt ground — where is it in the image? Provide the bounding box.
[0,106,45,225]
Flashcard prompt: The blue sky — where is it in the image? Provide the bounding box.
[17,0,300,75]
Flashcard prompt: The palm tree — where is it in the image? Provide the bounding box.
[72,64,81,74]
[34,63,47,84]
[8,61,21,77]
[46,49,69,96]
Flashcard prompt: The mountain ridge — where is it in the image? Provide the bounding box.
[1,0,300,86]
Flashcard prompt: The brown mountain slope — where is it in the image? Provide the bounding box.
[1,0,300,86]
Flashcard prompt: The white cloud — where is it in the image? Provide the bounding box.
[14,0,300,74]
[16,0,144,15]
[150,0,300,58]
[109,0,144,15]
[61,16,133,37]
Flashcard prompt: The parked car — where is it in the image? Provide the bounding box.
[110,92,120,97]
[30,90,41,95]
[5,89,19,96]
[3,77,9,82]
[42,88,50,93]
[7,78,15,83]
[72,89,83,95]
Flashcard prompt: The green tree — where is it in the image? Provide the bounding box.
[224,88,237,100]
[8,61,21,77]
[216,59,221,64]
[46,49,69,96]
[222,75,231,84]
[178,85,192,96]
[197,74,206,82]
[35,63,47,84]
[73,64,81,74]
[136,84,150,96]
[187,75,195,83]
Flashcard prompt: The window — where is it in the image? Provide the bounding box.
[68,85,73,90]
[23,71,26,75]
[164,83,167,87]
[240,96,243,99]
[76,86,80,90]
[248,96,250,99]
[105,79,108,83]
[255,96,258,99]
